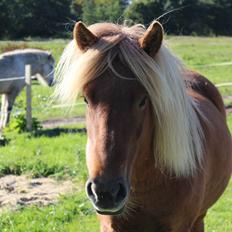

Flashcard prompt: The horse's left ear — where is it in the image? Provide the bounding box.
[139,21,163,57]
[73,21,98,51]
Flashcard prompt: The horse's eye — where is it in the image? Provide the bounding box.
[139,96,147,108]
[84,97,88,104]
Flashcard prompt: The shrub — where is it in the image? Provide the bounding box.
[5,113,42,133]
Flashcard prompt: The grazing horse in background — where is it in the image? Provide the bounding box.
[0,49,54,129]
[55,21,232,232]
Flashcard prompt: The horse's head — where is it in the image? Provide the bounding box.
[73,22,163,215]
[37,52,55,86]
[55,21,203,216]
[84,64,152,215]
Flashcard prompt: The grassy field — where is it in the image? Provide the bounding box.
[0,36,231,232]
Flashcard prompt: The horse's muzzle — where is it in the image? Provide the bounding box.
[86,178,128,215]
[48,78,55,86]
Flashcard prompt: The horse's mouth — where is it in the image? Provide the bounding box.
[85,178,129,216]
[96,206,125,215]
[92,201,126,215]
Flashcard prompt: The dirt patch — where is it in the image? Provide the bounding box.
[0,175,75,212]
[223,95,232,101]
[41,116,85,129]
[226,107,232,114]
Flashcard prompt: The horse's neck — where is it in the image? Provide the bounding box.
[19,55,39,75]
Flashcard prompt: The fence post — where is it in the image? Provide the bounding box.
[25,65,32,131]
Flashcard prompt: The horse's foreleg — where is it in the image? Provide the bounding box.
[1,93,17,128]
[191,220,204,232]
[191,213,206,232]
[0,94,7,129]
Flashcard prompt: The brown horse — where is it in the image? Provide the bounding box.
[55,21,232,232]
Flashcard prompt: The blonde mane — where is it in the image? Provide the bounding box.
[54,22,203,177]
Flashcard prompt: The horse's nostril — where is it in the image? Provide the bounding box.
[115,182,127,203]
[86,180,95,199]
[86,178,128,212]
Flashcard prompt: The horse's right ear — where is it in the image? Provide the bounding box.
[139,21,163,57]
[73,22,98,51]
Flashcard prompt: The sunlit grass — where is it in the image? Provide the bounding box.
[0,192,99,232]
[0,128,87,180]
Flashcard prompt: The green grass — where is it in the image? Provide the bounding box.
[167,36,232,96]
[227,114,232,132]
[0,128,87,180]
[0,192,99,232]
[167,36,232,67]
[0,127,97,231]
[0,37,231,231]
[206,181,232,232]
[13,82,86,121]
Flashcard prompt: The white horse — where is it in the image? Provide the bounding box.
[0,49,55,129]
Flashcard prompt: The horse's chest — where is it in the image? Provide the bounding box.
[100,213,171,232]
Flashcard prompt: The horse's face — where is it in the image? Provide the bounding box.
[70,21,163,215]
[84,59,151,215]
[39,53,55,86]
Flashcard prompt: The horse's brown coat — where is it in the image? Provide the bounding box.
[74,22,232,232]
[85,68,231,232]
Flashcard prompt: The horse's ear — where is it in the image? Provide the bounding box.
[73,21,98,51]
[47,52,52,60]
[139,21,163,57]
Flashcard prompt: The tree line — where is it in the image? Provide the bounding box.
[0,0,232,39]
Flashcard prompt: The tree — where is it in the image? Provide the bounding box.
[71,0,83,19]
[1,0,74,39]
[124,0,216,35]
[124,0,165,25]
[1,0,231,38]
[0,0,10,38]
[81,0,129,25]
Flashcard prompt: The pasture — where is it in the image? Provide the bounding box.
[0,36,231,231]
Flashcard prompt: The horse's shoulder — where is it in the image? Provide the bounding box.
[184,70,226,119]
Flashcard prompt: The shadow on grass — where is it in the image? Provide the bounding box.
[34,127,86,138]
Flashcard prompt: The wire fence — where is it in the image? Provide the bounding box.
[194,61,232,68]
[0,76,26,82]
[215,82,232,88]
